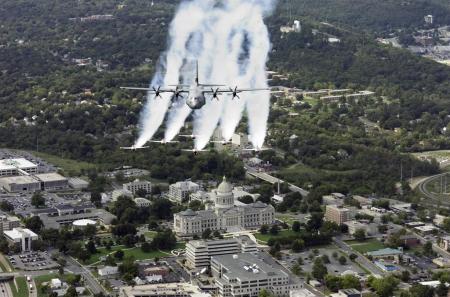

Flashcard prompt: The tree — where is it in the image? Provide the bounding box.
[291,263,303,276]
[349,253,358,261]
[312,258,327,280]
[0,201,13,212]
[260,225,269,234]
[238,195,254,204]
[114,250,124,260]
[90,191,102,207]
[292,221,301,232]
[353,229,366,241]
[25,216,44,233]
[270,225,279,235]
[141,242,152,253]
[202,228,212,239]
[321,254,330,264]
[435,282,448,297]
[85,240,97,254]
[409,284,434,297]
[291,239,305,252]
[64,286,78,297]
[31,192,46,208]
[368,275,399,297]
[338,255,347,265]
[423,241,434,256]
[341,275,361,290]
[325,275,341,292]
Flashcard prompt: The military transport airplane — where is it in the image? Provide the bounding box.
[121,62,278,110]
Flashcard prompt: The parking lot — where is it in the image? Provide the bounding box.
[0,149,56,173]
[280,246,366,277]
[9,251,58,271]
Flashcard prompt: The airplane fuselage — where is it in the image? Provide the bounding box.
[186,85,206,110]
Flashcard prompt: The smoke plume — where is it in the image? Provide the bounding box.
[135,0,275,150]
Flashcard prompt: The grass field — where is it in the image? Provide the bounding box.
[10,276,28,297]
[30,151,97,176]
[346,239,385,253]
[144,231,158,239]
[34,274,58,297]
[84,242,185,265]
[254,229,298,243]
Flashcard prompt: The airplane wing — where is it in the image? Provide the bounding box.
[203,88,271,94]
[120,87,179,92]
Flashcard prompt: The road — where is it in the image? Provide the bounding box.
[245,165,309,197]
[417,173,450,208]
[65,256,106,295]
[333,237,384,277]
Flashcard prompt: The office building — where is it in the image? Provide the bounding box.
[186,236,257,269]
[211,252,299,297]
[168,181,201,202]
[0,215,20,232]
[0,176,40,193]
[174,177,274,236]
[4,228,38,252]
[124,179,152,195]
[325,205,350,225]
[34,173,68,190]
[119,283,211,297]
[0,158,38,177]
[68,177,89,190]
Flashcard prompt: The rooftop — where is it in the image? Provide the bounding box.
[120,283,210,297]
[211,252,289,282]
[0,158,37,170]
[367,248,403,256]
[4,228,38,239]
[0,175,39,184]
[34,173,67,182]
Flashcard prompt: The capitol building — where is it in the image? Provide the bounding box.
[174,177,275,237]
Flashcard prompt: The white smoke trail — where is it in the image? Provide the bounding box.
[136,0,275,149]
[135,2,211,147]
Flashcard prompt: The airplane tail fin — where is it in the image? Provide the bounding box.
[195,60,199,84]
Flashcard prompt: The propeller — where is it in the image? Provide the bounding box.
[230,87,240,100]
[152,86,162,98]
[211,88,220,100]
[174,87,184,100]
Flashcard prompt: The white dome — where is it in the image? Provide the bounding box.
[217,176,232,193]
[73,219,96,227]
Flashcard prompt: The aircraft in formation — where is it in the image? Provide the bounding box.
[121,61,280,110]
[121,61,277,153]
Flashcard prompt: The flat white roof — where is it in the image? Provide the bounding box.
[35,173,67,182]
[0,158,37,171]
[0,175,39,184]
[4,228,38,240]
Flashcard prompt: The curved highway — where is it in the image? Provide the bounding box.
[417,173,450,208]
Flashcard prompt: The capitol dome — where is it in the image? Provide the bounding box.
[217,176,232,194]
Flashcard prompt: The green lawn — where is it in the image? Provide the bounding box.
[254,229,298,243]
[144,231,158,239]
[84,242,185,265]
[34,274,59,297]
[10,276,29,297]
[346,239,385,253]
[29,151,97,176]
